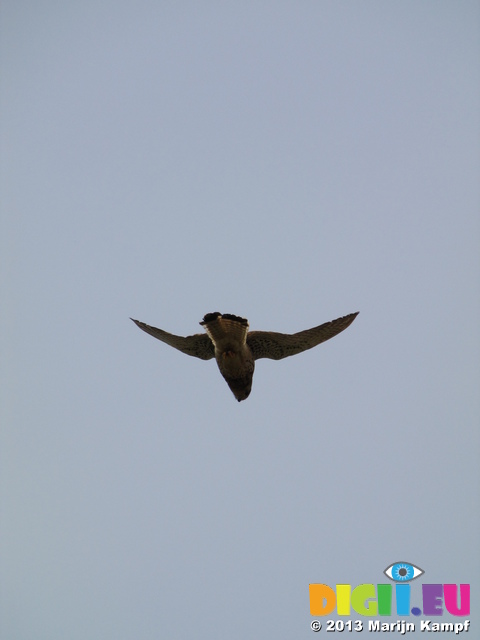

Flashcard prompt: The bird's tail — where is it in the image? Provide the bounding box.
[200,312,249,345]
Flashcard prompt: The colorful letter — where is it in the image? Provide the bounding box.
[377,584,392,615]
[309,584,336,616]
[422,584,443,615]
[444,584,470,616]
[336,584,351,615]
[351,584,377,616]
[395,584,410,615]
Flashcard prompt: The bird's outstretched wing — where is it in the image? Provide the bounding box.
[246,312,359,361]
[130,318,215,360]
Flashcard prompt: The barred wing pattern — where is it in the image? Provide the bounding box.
[246,312,359,361]
[130,318,215,360]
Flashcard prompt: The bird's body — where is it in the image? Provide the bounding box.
[200,313,255,401]
[131,311,358,401]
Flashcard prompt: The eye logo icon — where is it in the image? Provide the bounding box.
[384,561,424,582]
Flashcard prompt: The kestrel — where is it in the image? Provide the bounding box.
[131,311,358,401]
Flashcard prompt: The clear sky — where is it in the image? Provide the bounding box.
[1,2,479,638]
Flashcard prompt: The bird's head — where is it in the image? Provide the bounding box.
[227,376,252,402]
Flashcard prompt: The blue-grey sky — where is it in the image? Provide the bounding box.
[1,2,479,638]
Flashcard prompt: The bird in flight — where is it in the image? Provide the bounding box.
[131,311,359,402]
